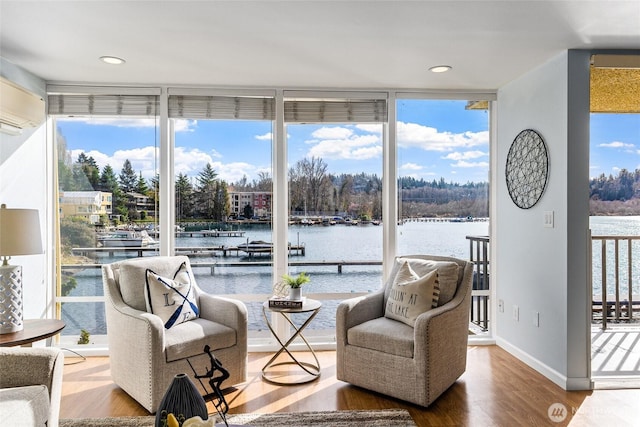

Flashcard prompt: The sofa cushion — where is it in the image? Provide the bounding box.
[347,317,414,358]
[165,318,237,362]
[0,385,50,426]
[384,261,440,326]
[118,256,192,312]
[145,261,199,329]
[388,257,459,306]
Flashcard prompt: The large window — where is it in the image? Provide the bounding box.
[396,98,491,332]
[285,94,386,338]
[169,92,275,340]
[49,90,160,347]
[47,89,495,350]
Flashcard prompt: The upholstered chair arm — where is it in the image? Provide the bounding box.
[103,267,166,411]
[412,262,473,401]
[198,294,248,330]
[0,347,64,427]
[336,290,385,345]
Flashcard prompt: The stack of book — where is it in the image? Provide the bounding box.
[268,296,305,309]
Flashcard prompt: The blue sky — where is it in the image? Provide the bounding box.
[57,100,639,185]
[590,113,640,178]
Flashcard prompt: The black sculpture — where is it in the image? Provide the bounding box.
[189,345,231,426]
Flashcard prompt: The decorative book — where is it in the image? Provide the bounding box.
[268,296,305,309]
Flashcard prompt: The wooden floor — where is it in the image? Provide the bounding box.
[60,345,640,426]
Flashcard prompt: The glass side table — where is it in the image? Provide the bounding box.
[262,298,322,385]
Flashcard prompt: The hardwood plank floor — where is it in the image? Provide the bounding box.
[60,345,639,426]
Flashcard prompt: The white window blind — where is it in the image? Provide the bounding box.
[168,95,275,120]
[48,94,158,116]
[284,99,387,123]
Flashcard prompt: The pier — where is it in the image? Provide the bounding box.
[146,230,246,238]
[72,243,305,258]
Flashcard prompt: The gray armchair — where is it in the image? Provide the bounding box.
[336,255,473,407]
[102,255,247,413]
[0,347,65,427]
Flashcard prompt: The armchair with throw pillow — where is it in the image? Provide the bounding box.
[102,255,247,413]
[336,254,473,407]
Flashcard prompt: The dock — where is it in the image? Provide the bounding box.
[72,244,305,258]
[146,230,246,238]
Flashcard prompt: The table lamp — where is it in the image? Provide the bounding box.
[0,204,43,334]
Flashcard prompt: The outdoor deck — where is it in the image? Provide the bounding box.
[591,324,640,387]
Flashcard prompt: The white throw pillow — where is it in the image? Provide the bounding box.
[398,258,459,306]
[145,261,199,329]
[384,260,440,327]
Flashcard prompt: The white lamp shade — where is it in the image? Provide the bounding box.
[0,206,43,257]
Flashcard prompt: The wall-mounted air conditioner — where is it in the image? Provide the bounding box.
[0,76,45,134]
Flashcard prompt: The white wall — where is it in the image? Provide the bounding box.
[495,50,591,390]
[0,58,52,321]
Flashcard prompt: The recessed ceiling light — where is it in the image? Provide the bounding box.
[100,56,126,65]
[429,65,452,73]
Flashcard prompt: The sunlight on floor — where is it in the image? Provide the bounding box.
[591,325,640,389]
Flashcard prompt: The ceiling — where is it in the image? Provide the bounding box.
[1,1,639,92]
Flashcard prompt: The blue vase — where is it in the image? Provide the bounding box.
[155,373,208,426]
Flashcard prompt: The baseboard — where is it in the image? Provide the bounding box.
[496,337,592,390]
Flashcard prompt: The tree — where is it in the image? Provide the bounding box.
[289,157,330,215]
[119,159,138,194]
[56,128,75,191]
[76,153,100,190]
[212,180,230,221]
[255,171,272,192]
[100,165,125,223]
[175,173,194,220]
[195,163,218,218]
[136,172,149,196]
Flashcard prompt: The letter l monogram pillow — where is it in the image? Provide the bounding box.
[145,261,199,329]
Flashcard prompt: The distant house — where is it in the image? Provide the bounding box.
[125,192,156,218]
[59,191,112,224]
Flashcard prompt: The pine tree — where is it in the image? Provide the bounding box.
[195,163,219,218]
[119,159,138,194]
[175,173,194,220]
[136,172,149,195]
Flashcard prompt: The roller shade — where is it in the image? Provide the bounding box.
[284,99,387,123]
[48,94,158,116]
[168,95,275,120]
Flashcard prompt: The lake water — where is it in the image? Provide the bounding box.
[60,216,638,337]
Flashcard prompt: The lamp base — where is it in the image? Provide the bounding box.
[0,264,23,334]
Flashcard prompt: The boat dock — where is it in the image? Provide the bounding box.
[72,244,305,258]
[146,230,246,238]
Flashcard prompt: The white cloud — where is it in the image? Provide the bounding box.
[355,124,383,134]
[400,162,423,171]
[599,141,634,149]
[307,129,381,160]
[312,127,354,139]
[174,119,197,132]
[397,122,488,152]
[612,166,621,174]
[442,150,487,161]
[255,132,272,140]
[450,160,490,168]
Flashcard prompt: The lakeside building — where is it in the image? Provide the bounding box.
[59,191,112,224]
[228,190,272,218]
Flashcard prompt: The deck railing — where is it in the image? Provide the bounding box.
[591,234,640,329]
[466,235,490,331]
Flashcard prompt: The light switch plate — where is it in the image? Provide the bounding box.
[544,211,554,228]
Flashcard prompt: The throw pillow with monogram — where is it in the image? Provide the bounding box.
[145,262,199,329]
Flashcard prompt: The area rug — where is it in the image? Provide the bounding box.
[60,409,416,427]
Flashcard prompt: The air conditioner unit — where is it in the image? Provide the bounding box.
[0,76,45,131]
